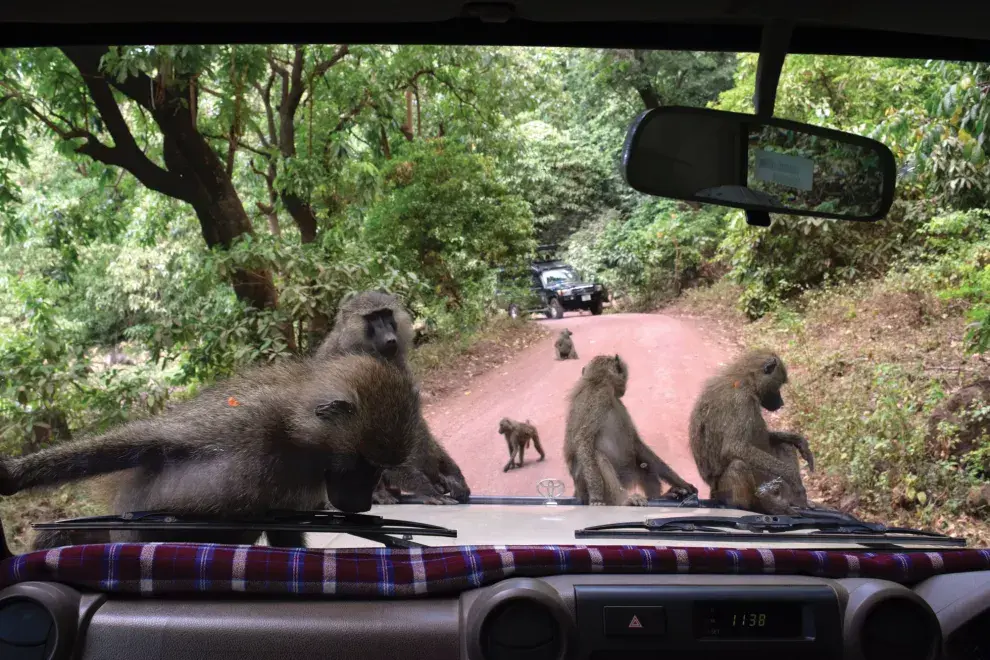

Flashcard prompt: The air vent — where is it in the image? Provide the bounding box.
[481,597,562,660]
[860,596,940,660]
[0,597,57,660]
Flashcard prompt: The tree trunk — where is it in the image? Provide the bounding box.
[401,88,414,140]
[268,46,331,350]
[60,46,282,316]
[380,125,392,159]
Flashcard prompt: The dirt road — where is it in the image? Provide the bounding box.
[423,312,735,499]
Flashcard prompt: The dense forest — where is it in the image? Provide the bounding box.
[2,45,990,545]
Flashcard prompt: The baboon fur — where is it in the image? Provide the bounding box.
[564,354,698,506]
[2,353,428,549]
[555,329,579,360]
[688,349,814,515]
[498,417,545,472]
[315,290,470,505]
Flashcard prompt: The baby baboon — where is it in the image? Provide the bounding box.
[752,435,816,512]
[316,290,471,504]
[1,353,428,548]
[555,329,579,360]
[498,417,545,472]
[564,355,698,505]
[688,349,813,515]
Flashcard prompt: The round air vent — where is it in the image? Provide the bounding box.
[480,597,563,660]
[860,596,940,660]
[0,597,57,659]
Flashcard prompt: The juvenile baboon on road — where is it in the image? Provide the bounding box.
[317,290,470,505]
[555,329,579,360]
[498,418,545,472]
[1,353,428,548]
[564,355,698,505]
[688,349,814,514]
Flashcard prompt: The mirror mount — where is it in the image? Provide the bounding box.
[747,19,794,228]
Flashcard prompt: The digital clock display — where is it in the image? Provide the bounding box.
[694,601,804,639]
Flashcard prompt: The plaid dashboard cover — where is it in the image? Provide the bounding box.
[3,544,990,597]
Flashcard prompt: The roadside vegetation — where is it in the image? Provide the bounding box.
[2,45,990,547]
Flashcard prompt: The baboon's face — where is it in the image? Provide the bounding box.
[606,355,628,398]
[363,309,400,359]
[757,355,787,412]
[498,418,512,434]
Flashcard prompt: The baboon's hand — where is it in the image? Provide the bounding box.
[442,476,470,502]
[756,476,784,498]
[372,489,400,505]
[423,495,459,505]
[589,499,606,506]
[624,493,649,506]
[667,483,698,498]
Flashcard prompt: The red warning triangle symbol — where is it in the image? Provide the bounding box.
[628,615,643,629]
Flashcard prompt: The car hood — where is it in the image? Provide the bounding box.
[302,502,959,551]
[553,280,596,291]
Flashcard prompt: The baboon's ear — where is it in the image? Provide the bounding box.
[762,357,778,375]
[315,400,357,418]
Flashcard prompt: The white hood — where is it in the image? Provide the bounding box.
[303,502,961,551]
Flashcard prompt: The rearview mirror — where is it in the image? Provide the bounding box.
[621,106,897,222]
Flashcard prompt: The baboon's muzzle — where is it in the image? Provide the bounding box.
[326,456,384,513]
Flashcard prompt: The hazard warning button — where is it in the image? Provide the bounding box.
[603,606,666,636]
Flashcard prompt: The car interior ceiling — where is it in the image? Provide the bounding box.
[3,4,990,660]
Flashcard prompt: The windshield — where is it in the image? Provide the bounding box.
[1,44,988,553]
[541,268,579,287]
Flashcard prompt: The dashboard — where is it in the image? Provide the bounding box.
[3,571,990,660]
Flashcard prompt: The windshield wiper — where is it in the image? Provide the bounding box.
[575,513,966,547]
[33,509,457,550]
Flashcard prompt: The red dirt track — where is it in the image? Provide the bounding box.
[424,312,734,499]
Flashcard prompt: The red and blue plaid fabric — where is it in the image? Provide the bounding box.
[3,544,989,597]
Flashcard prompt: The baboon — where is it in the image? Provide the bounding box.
[316,290,470,504]
[564,354,698,505]
[315,290,415,363]
[555,329,579,360]
[498,418,545,472]
[1,353,428,549]
[688,349,814,515]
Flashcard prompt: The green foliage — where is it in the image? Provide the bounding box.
[711,54,990,318]
[364,139,536,335]
[506,120,624,243]
[566,199,726,308]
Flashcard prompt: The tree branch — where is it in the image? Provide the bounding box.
[313,45,350,78]
[59,46,195,202]
[202,132,270,158]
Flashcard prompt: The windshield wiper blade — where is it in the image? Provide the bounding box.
[576,513,965,546]
[33,509,457,550]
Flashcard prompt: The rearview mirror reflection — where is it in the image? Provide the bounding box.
[621,106,897,222]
